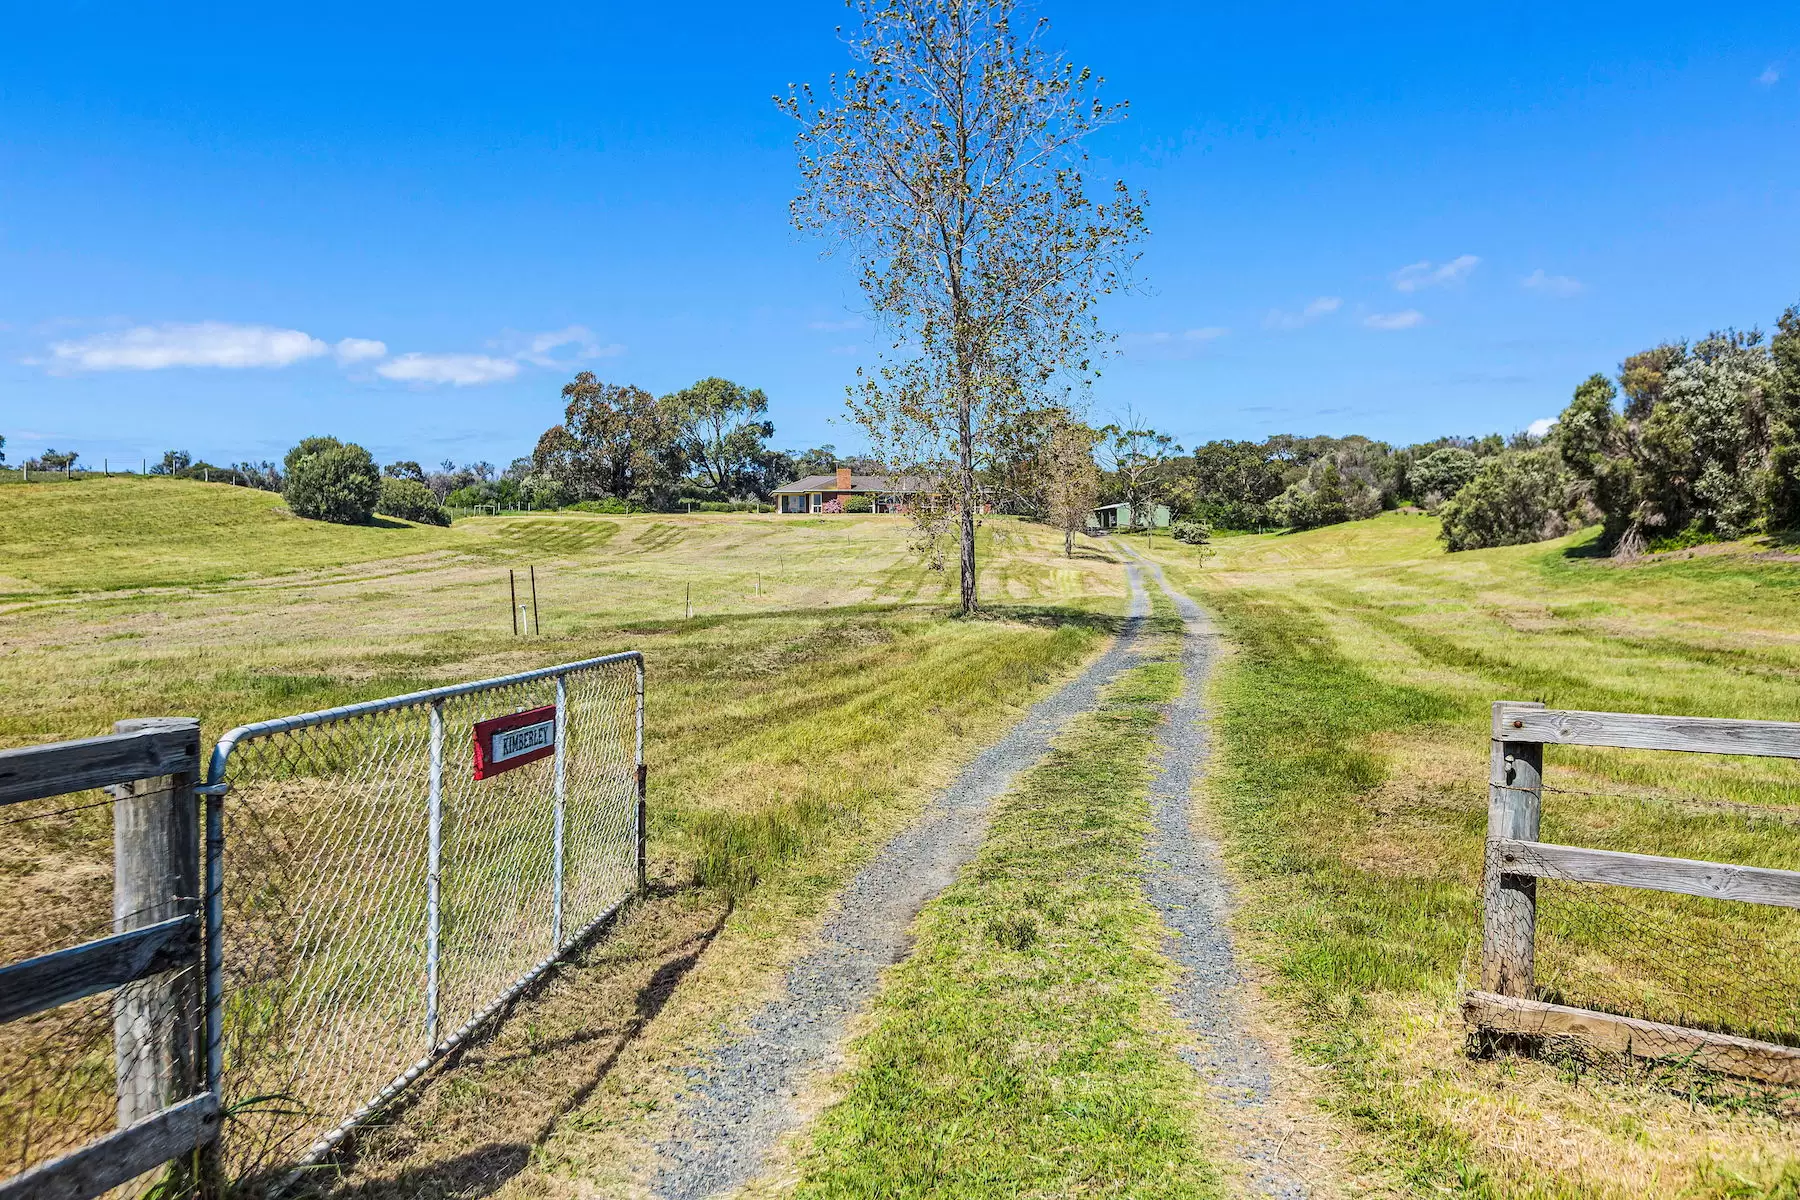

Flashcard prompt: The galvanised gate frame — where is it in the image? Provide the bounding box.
[200,651,645,1185]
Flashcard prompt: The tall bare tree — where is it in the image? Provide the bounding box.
[1099,418,1179,532]
[784,0,1146,612]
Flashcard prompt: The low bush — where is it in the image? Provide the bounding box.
[283,436,380,525]
[843,495,873,513]
[820,497,844,514]
[376,477,450,526]
[1170,519,1211,545]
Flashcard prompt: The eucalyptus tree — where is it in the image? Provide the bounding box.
[783,0,1146,611]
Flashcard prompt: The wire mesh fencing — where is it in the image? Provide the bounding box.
[206,652,643,1188]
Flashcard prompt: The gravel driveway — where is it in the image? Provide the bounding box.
[1126,545,1313,1199]
[651,563,1151,1200]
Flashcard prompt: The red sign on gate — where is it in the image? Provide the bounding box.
[472,705,557,780]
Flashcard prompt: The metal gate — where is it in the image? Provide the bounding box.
[201,651,644,1188]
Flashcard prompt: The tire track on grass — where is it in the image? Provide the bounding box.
[651,562,1150,1200]
[1124,542,1316,1200]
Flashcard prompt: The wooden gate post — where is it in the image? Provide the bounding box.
[112,717,203,1128]
[1482,702,1544,996]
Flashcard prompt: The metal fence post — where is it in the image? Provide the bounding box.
[551,673,568,949]
[111,717,203,1151]
[1482,701,1545,997]
[635,659,647,893]
[425,700,444,1046]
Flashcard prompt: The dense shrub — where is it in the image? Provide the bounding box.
[1409,447,1479,508]
[1269,460,1353,529]
[1439,450,1580,551]
[842,495,874,513]
[1170,519,1211,545]
[283,436,380,524]
[376,477,449,525]
[520,474,569,509]
[1558,306,1800,554]
[820,497,844,514]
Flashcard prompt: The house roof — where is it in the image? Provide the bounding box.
[772,474,925,494]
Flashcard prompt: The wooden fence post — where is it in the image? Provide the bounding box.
[111,717,203,1131]
[1482,701,1544,996]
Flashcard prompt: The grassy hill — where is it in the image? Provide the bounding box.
[0,476,459,594]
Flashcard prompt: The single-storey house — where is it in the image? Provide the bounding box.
[774,467,922,514]
[1090,501,1171,531]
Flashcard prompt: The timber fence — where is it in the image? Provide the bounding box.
[1469,701,1800,1085]
[0,652,645,1200]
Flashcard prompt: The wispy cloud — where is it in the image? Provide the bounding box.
[334,337,387,364]
[1527,417,1556,437]
[808,318,864,332]
[1392,255,1479,292]
[1364,310,1425,331]
[508,325,624,368]
[1758,64,1781,86]
[1124,326,1229,346]
[1522,268,1583,297]
[1264,297,1340,331]
[44,322,329,371]
[376,353,521,386]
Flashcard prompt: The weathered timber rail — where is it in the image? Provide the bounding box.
[1474,700,1800,1085]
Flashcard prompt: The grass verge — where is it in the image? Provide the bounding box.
[1146,515,1800,1198]
[787,636,1223,1199]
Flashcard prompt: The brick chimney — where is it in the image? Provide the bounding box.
[835,466,853,491]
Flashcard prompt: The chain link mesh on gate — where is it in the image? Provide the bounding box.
[206,653,642,1186]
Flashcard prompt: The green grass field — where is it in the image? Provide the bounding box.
[1146,514,1800,1198]
[0,477,1128,1179]
[15,479,1800,1197]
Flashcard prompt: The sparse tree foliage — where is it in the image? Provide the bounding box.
[1098,421,1177,530]
[783,0,1147,612]
[1037,413,1101,556]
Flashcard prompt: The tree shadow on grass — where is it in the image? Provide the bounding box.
[616,599,1133,638]
[302,894,731,1200]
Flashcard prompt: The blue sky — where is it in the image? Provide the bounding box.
[2,1,1796,469]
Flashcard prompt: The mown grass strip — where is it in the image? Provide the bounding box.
[793,651,1222,1199]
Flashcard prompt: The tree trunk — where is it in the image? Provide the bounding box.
[959,409,978,614]
[1064,527,1073,558]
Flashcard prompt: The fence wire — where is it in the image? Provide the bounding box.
[209,654,641,1187]
[0,788,204,1180]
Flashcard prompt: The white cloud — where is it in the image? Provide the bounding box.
[1522,269,1583,297]
[1182,326,1229,341]
[46,322,329,371]
[1758,65,1781,86]
[508,325,625,367]
[1393,255,1480,292]
[1124,326,1230,346]
[808,318,863,332]
[376,353,521,386]
[1264,296,1341,330]
[333,337,387,364]
[1527,417,1556,437]
[1364,309,1425,331]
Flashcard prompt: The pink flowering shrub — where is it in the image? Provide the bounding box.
[820,497,844,514]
